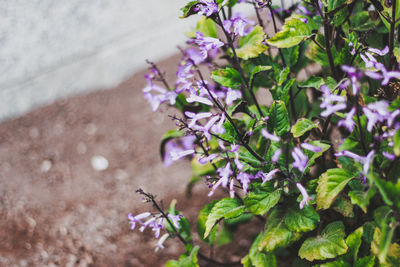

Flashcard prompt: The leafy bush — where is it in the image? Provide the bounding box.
[131,0,400,266]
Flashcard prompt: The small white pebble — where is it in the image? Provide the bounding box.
[40,160,52,173]
[91,155,109,171]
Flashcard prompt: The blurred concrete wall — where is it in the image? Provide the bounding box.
[0,0,289,121]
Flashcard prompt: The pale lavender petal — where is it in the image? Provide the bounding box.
[261,129,280,142]
[271,149,282,163]
[301,143,322,153]
[186,94,213,106]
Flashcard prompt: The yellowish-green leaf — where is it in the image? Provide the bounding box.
[299,221,348,261]
[258,208,301,252]
[204,198,245,238]
[267,14,316,48]
[316,168,355,210]
[236,26,268,60]
[291,118,317,138]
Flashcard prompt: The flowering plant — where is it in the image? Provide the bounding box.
[133,0,400,265]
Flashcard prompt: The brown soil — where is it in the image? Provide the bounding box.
[0,54,262,267]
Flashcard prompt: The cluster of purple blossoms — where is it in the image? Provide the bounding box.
[164,135,196,166]
[223,13,255,37]
[128,212,183,251]
[143,68,177,111]
[320,85,347,117]
[335,150,375,181]
[194,0,218,17]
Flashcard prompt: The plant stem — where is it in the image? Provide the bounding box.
[322,7,338,81]
[389,0,397,70]
[136,189,241,266]
[215,13,264,117]
[253,1,264,29]
[194,64,265,162]
[268,5,287,67]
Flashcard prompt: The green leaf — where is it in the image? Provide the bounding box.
[211,67,242,88]
[316,168,355,210]
[258,208,301,252]
[220,119,240,143]
[278,67,290,86]
[291,118,318,138]
[204,198,245,238]
[371,175,400,209]
[196,16,217,37]
[394,128,400,156]
[354,256,375,267]
[282,46,300,67]
[371,226,399,266]
[299,221,348,261]
[320,260,351,267]
[191,158,215,177]
[165,246,200,267]
[160,130,184,160]
[197,201,219,244]
[394,47,400,64]
[180,1,199,18]
[285,205,320,233]
[236,26,269,59]
[298,76,325,89]
[348,186,376,213]
[332,196,354,218]
[249,65,272,87]
[269,101,290,136]
[350,11,379,32]
[242,233,277,267]
[267,14,316,48]
[244,188,282,215]
[342,227,363,264]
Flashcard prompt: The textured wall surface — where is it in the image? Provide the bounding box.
[0,1,293,120]
[0,0,200,120]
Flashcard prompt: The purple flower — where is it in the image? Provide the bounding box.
[341,66,363,95]
[320,85,346,117]
[292,147,308,172]
[223,13,255,36]
[185,47,205,65]
[195,0,218,17]
[261,129,281,142]
[163,141,181,167]
[225,88,242,105]
[128,212,151,230]
[211,113,225,134]
[383,152,396,160]
[368,46,389,56]
[194,32,224,59]
[301,143,322,153]
[170,149,195,161]
[338,107,356,132]
[155,233,169,251]
[167,214,183,229]
[363,101,390,131]
[199,153,217,164]
[335,150,375,177]
[296,183,312,209]
[300,18,308,24]
[208,162,233,196]
[237,172,253,193]
[256,169,279,184]
[271,149,282,163]
[229,178,235,198]
[186,94,213,106]
[185,111,213,128]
